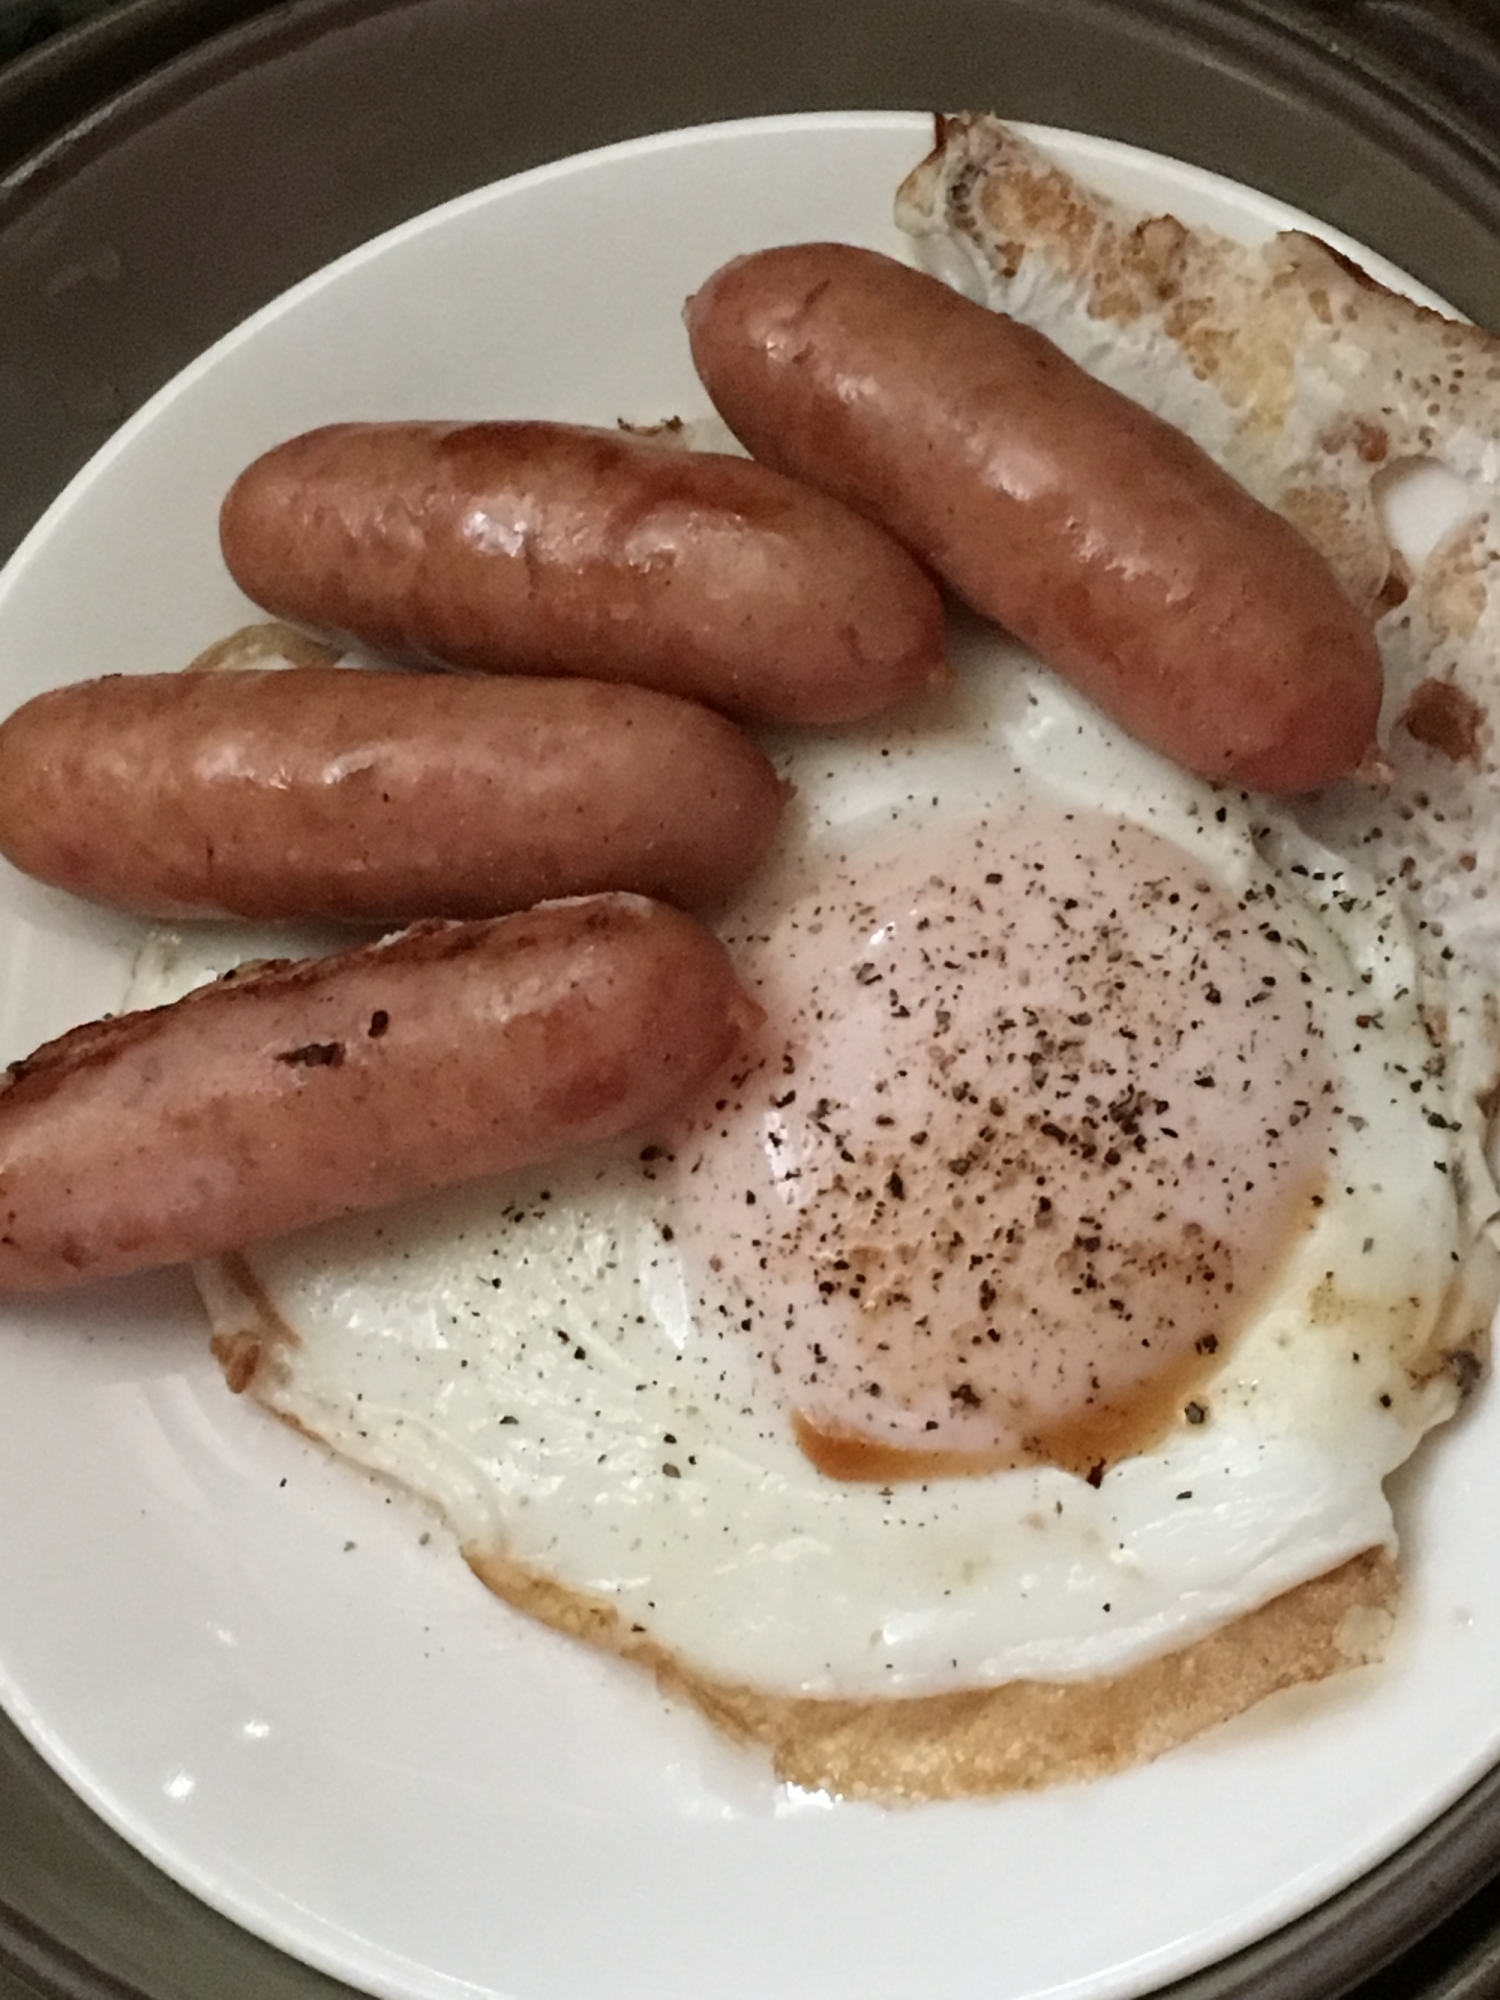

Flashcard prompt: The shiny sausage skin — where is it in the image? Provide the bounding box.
[0,667,786,922]
[218,420,952,726]
[685,243,1384,792]
[0,896,758,1292]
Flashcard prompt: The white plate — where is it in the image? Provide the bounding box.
[0,110,1494,2000]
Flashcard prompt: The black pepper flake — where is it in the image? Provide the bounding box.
[1085,1461,1106,1488]
[1184,1401,1207,1425]
[662,1463,681,1479]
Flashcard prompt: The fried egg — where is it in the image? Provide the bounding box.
[129,621,1500,1723]
[114,126,1500,1785]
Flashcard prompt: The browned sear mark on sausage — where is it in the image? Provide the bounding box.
[275,1040,345,1068]
[1399,678,1486,763]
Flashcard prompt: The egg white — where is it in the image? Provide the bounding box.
[124,620,1500,1707]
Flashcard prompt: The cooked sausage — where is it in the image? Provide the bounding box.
[685,243,1384,792]
[0,895,759,1291]
[0,666,787,922]
[218,420,952,726]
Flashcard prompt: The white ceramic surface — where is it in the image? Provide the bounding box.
[0,112,1495,2000]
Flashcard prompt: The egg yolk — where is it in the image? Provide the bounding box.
[662,802,1337,1481]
